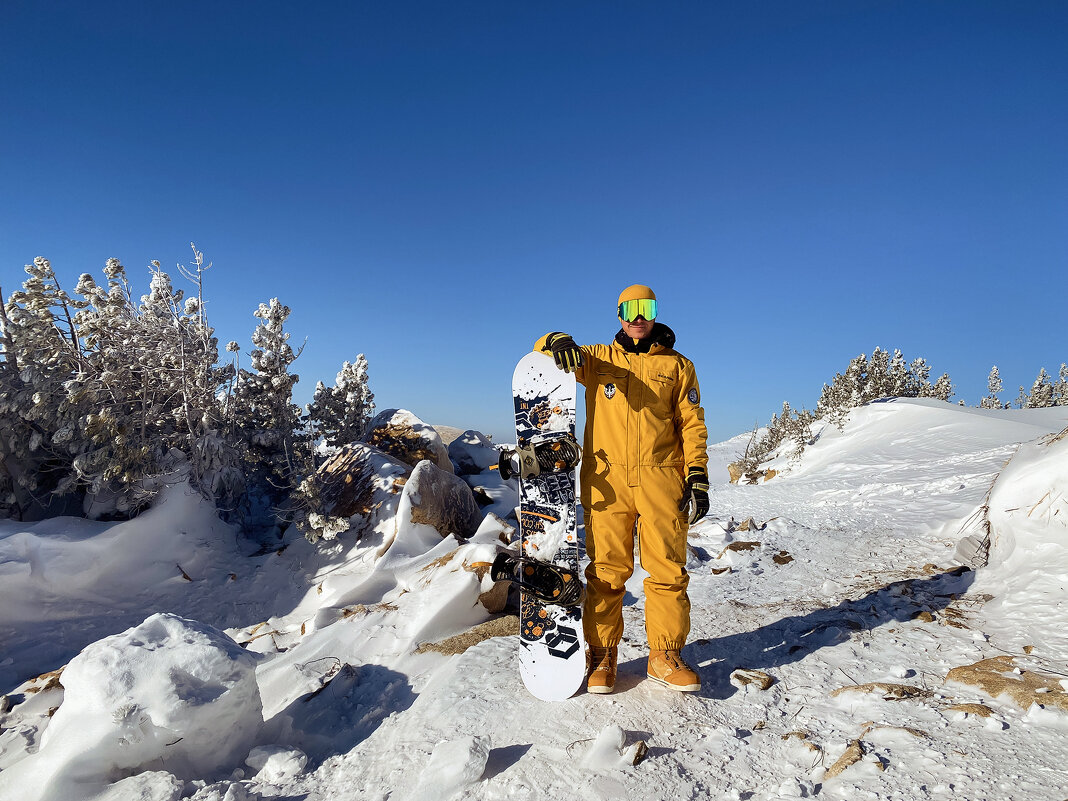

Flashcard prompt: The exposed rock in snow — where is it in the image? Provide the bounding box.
[397,460,482,542]
[0,614,262,801]
[363,409,453,474]
[730,668,775,690]
[945,655,1068,712]
[301,443,412,542]
[580,725,647,769]
[824,739,865,779]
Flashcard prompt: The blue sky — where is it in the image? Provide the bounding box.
[3,1,1066,443]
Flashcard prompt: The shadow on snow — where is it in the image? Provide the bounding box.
[689,566,976,700]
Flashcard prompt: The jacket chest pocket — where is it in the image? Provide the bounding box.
[649,371,678,411]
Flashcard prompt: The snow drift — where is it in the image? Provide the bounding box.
[0,614,262,801]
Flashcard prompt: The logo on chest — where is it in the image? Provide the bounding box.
[604,383,616,400]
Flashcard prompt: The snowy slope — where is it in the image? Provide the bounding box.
[2,400,1067,801]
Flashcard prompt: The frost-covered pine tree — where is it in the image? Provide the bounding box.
[305,354,376,449]
[0,258,88,517]
[863,347,890,402]
[1014,385,1029,409]
[229,298,308,529]
[1027,368,1054,408]
[931,373,954,402]
[1053,364,1068,407]
[887,349,910,397]
[815,375,848,427]
[62,253,238,516]
[908,357,933,397]
[980,366,1004,409]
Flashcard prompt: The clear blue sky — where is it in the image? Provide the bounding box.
[3,1,1066,442]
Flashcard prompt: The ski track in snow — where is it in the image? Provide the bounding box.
[2,400,1068,801]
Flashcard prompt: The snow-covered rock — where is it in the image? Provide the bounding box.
[302,442,412,541]
[245,744,308,782]
[396,459,482,543]
[978,430,1068,651]
[0,614,262,801]
[580,725,646,769]
[363,409,453,474]
[448,429,500,476]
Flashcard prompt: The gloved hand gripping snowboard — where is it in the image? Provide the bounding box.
[545,332,583,373]
[679,466,710,524]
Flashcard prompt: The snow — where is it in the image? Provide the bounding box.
[2,399,1068,800]
[0,614,261,801]
[413,735,491,800]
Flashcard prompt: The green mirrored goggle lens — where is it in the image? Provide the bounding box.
[618,298,657,322]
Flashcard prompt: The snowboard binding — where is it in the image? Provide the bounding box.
[490,551,585,607]
[498,434,581,481]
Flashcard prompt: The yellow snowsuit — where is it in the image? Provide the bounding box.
[535,325,708,650]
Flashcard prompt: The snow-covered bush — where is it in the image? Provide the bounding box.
[0,249,374,537]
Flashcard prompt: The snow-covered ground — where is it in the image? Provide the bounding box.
[2,399,1067,801]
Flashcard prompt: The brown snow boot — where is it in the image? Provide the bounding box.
[647,649,701,692]
[586,646,617,694]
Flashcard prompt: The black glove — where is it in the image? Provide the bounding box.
[545,332,583,373]
[679,467,710,525]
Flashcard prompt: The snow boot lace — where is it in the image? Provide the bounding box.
[647,649,701,692]
[586,646,617,694]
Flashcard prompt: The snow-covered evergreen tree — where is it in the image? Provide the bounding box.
[887,349,910,397]
[229,298,309,530]
[305,355,376,449]
[908,357,934,397]
[0,258,88,517]
[748,346,954,469]
[1055,364,1068,407]
[931,373,954,402]
[863,347,890,403]
[980,366,1004,409]
[1027,368,1054,408]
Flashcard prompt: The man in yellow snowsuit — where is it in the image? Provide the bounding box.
[535,284,709,693]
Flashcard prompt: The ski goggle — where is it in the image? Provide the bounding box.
[618,298,658,322]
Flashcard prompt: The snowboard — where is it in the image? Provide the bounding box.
[505,350,586,701]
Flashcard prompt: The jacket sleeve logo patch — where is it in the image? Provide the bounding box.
[687,388,699,404]
[604,383,616,399]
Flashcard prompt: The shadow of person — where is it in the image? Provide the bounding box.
[687,567,976,700]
